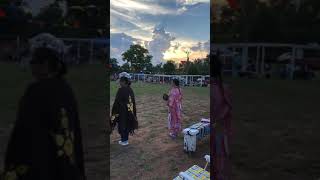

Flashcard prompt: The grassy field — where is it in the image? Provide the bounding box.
[110,82,210,179]
[1,62,320,180]
[230,78,320,180]
[0,63,109,180]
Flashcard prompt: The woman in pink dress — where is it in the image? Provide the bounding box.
[167,79,183,138]
[211,52,232,180]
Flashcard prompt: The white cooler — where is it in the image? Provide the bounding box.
[182,120,210,152]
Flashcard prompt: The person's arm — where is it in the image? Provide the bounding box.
[131,90,138,129]
[71,96,86,179]
[4,86,39,177]
[220,86,232,119]
[212,85,224,133]
[224,134,230,156]
[179,89,183,110]
[111,88,122,129]
[168,90,175,108]
[132,92,137,119]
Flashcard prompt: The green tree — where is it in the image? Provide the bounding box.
[154,63,163,74]
[188,62,199,75]
[214,0,320,43]
[110,58,120,73]
[145,62,154,73]
[120,63,130,72]
[122,44,153,73]
[0,2,31,36]
[36,2,64,27]
[163,61,176,75]
[66,0,107,30]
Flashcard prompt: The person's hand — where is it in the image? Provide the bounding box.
[110,114,119,131]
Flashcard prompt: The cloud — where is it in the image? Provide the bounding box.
[110,33,139,65]
[110,0,210,64]
[111,0,177,16]
[176,0,209,6]
[110,32,208,66]
[146,25,175,65]
[111,3,156,40]
[22,0,67,17]
[190,40,210,52]
[203,40,210,52]
[163,40,209,63]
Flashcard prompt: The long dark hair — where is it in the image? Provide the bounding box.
[211,50,223,84]
[172,79,180,87]
[172,78,181,95]
[211,50,226,97]
[31,47,67,77]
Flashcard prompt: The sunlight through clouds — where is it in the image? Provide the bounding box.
[110,0,209,65]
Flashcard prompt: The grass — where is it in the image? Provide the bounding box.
[229,78,320,180]
[2,62,319,179]
[110,79,210,179]
[110,81,209,97]
[0,62,109,180]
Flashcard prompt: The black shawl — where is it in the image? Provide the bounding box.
[111,86,138,135]
[2,77,86,180]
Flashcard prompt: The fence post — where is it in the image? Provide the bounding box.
[261,46,265,77]
[290,46,296,80]
[256,46,260,75]
[17,36,20,51]
[90,39,94,64]
[77,40,80,62]
[241,46,248,72]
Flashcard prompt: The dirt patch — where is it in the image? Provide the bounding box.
[110,93,210,179]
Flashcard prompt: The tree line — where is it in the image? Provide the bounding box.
[0,0,107,38]
[213,0,320,43]
[110,44,209,75]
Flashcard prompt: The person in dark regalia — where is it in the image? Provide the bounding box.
[1,45,86,179]
[111,74,138,146]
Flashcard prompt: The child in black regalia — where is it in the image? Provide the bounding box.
[2,40,86,179]
[111,75,138,146]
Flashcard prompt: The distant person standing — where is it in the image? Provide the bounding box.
[265,63,271,78]
[2,34,86,180]
[167,79,183,139]
[111,73,138,146]
[232,53,241,77]
[211,52,232,180]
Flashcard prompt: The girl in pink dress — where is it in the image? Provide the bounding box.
[167,79,183,138]
[211,52,232,180]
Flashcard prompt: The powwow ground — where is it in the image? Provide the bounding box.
[1,63,319,179]
[110,82,210,179]
[0,63,109,180]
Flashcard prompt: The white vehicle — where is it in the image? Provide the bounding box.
[196,77,208,87]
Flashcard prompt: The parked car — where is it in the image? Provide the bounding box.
[196,78,209,87]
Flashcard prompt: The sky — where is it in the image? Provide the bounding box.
[111,0,210,65]
[21,0,67,16]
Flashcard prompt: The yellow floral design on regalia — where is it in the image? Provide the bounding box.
[2,165,29,180]
[52,108,75,163]
[127,96,134,113]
